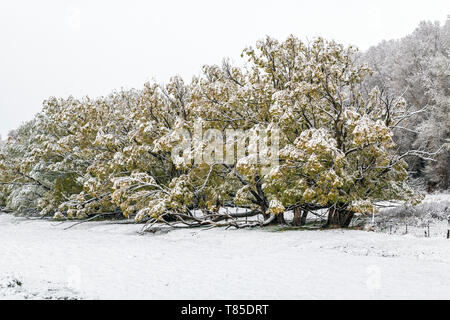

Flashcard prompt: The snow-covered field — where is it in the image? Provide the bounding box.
[1,201,450,300]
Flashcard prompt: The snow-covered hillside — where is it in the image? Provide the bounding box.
[1,207,450,300]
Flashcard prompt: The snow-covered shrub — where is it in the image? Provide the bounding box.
[375,197,450,234]
[382,200,449,222]
[6,185,41,215]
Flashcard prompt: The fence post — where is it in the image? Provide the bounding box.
[447,218,450,239]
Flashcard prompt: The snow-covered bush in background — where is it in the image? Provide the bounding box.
[382,199,450,223]
[373,194,450,236]
[362,18,450,191]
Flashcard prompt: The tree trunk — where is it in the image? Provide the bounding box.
[292,207,302,226]
[325,207,354,228]
[276,212,286,225]
[260,204,285,225]
[293,207,308,226]
[260,204,281,225]
[443,167,449,190]
[261,204,270,221]
[300,209,308,226]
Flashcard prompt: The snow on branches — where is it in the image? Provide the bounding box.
[0,34,436,229]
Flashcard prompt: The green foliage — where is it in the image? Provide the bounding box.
[0,35,422,227]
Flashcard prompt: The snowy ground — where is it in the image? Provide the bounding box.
[1,205,450,300]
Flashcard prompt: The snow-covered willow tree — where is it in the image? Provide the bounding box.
[0,35,429,228]
[240,37,420,227]
[140,36,423,228]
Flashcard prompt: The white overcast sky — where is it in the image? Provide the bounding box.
[0,0,449,138]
